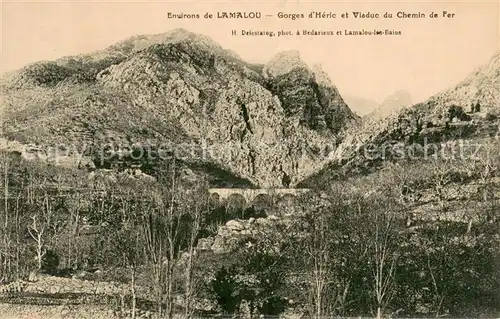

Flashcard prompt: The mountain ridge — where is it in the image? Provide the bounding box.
[0,29,358,188]
[299,49,500,187]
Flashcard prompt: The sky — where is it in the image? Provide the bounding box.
[1,0,499,105]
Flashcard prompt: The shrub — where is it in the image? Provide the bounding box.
[41,249,60,275]
[484,112,498,121]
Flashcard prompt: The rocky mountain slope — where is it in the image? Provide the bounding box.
[428,51,500,108]
[343,90,412,119]
[0,28,358,187]
[342,94,379,116]
[366,89,412,119]
[300,50,500,187]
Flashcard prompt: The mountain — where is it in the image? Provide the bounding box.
[368,90,412,118]
[0,28,358,188]
[344,90,413,119]
[342,94,380,116]
[343,90,413,119]
[300,50,500,187]
[428,51,500,109]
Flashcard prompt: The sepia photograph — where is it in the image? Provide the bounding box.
[0,0,499,318]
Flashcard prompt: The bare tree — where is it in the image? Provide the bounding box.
[183,186,210,318]
[142,197,166,317]
[142,158,187,319]
[0,154,11,280]
[370,209,400,319]
[297,193,354,318]
[304,210,333,319]
[27,192,54,270]
[466,138,500,200]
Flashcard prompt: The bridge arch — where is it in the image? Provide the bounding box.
[276,193,299,207]
[251,193,274,211]
[224,193,247,210]
[209,192,220,206]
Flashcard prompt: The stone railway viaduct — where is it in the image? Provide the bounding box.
[208,188,310,205]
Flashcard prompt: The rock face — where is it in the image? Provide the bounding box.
[265,54,357,134]
[343,94,379,116]
[262,50,309,78]
[366,90,413,119]
[0,28,358,187]
[208,215,301,254]
[299,50,500,187]
[428,51,500,108]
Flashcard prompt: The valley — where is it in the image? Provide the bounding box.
[0,28,499,318]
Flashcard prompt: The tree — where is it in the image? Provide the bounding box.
[369,208,401,319]
[298,189,404,318]
[0,154,11,280]
[27,193,54,270]
[464,138,500,200]
[141,158,212,318]
[181,183,211,318]
[302,204,335,318]
[207,216,293,317]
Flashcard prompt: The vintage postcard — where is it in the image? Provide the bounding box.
[0,0,499,318]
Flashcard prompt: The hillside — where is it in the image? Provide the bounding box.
[301,50,500,185]
[343,94,380,116]
[1,30,499,319]
[298,50,500,233]
[429,51,500,108]
[342,90,412,118]
[365,89,412,119]
[0,28,358,188]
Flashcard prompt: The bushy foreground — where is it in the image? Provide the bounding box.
[0,151,499,318]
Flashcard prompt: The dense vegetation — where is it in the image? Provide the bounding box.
[0,142,499,318]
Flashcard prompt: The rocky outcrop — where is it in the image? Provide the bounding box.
[428,51,500,109]
[262,50,309,78]
[0,275,131,296]
[300,50,500,187]
[100,41,357,187]
[1,29,357,188]
[265,52,358,134]
[365,90,413,119]
[200,214,303,254]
